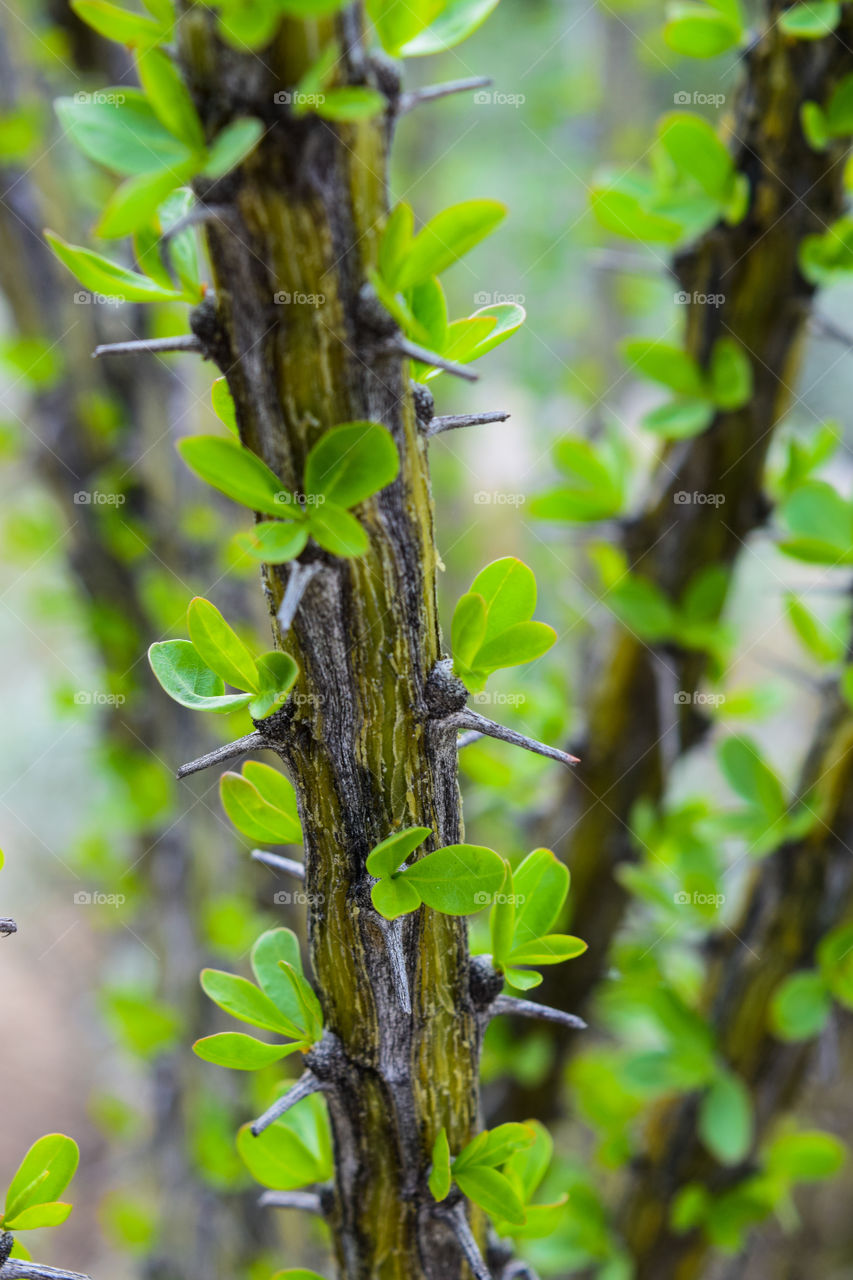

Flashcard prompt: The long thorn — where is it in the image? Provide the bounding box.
[258,1189,324,1214]
[390,337,478,382]
[425,410,510,439]
[251,849,305,879]
[250,1070,322,1136]
[2,1264,93,1280]
[93,335,203,359]
[398,76,492,114]
[490,994,586,1031]
[448,710,580,767]
[277,561,322,635]
[177,731,264,779]
[435,1202,492,1280]
[375,916,411,1014]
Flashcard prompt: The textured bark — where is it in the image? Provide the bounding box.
[178,8,504,1278]
[500,1,853,1123]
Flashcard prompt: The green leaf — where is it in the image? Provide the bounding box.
[96,168,188,239]
[657,112,735,202]
[452,593,487,668]
[779,481,852,562]
[203,118,264,178]
[512,848,569,945]
[817,923,853,1007]
[251,928,306,1025]
[137,48,205,148]
[367,0,442,53]
[471,557,537,641]
[823,72,853,136]
[699,1071,753,1164]
[769,970,832,1041]
[371,875,422,919]
[102,990,180,1059]
[304,421,399,508]
[664,2,742,56]
[530,436,625,522]
[764,1129,846,1180]
[453,1166,526,1226]
[4,1202,72,1231]
[490,861,515,968]
[45,230,182,302]
[193,1032,297,1070]
[71,0,167,46]
[642,398,715,439]
[457,1124,535,1170]
[148,639,253,712]
[785,595,845,663]
[379,202,415,287]
[718,736,785,818]
[709,337,752,409]
[243,761,300,828]
[187,596,260,693]
[248,652,298,719]
[233,521,309,564]
[778,0,840,38]
[428,1128,452,1201]
[275,962,323,1044]
[366,826,432,879]
[271,1272,328,1280]
[237,1106,329,1190]
[315,87,386,121]
[591,186,683,244]
[504,1119,553,1202]
[4,1135,79,1223]
[622,338,705,396]
[400,843,504,915]
[399,0,501,55]
[221,772,302,844]
[508,935,587,965]
[211,377,238,436]
[178,435,287,517]
[475,621,556,671]
[55,91,191,176]
[307,503,369,557]
[396,200,506,289]
[200,968,299,1036]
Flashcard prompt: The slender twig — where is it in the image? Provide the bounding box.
[250,1070,323,1136]
[1,1264,93,1280]
[389,337,479,382]
[251,849,305,879]
[277,561,323,635]
[176,731,264,779]
[435,1202,492,1280]
[457,730,483,750]
[258,1189,324,1214]
[161,203,230,246]
[376,915,411,1014]
[93,335,203,359]
[0,918,16,937]
[425,410,510,438]
[398,77,492,115]
[490,994,586,1031]
[447,709,580,767]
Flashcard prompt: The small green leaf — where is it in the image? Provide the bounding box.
[769,970,832,1041]
[398,0,501,55]
[452,592,487,668]
[459,1124,535,1170]
[378,202,415,287]
[211,377,239,436]
[304,421,399,508]
[55,91,188,176]
[315,87,386,121]
[471,557,537,640]
[193,1033,297,1070]
[46,230,182,302]
[277,961,323,1044]
[221,772,302,844]
[148,639,253,712]
[237,1102,330,1190]
[4,1202,72,1231]
[137,48,205,148]
[512,848,569,946]
[178,435,287,517]
[248,651,299,718]
[307,503,369,557]
[591,186,682,244]
[187,596,259,693]
[400,843,504,915]
[243,762,300,827]
[396,200,506,289]
[366,827,432,879]
[251,928,306,1025]
[657,112,735,202]
[203,118,264,178]
[664,3,742,56]
[508,935,587,965]
[200,968,299,1036]
[234,522,309,564]
[490,861,515,968]
[4,1135,79,1224]
[699,1070,753,1164]
[642,398,715,439]
[96,168,188,239]
[475,621,556,672]
[764,1129,846,1180]
[453,1166,526,1226]
[371,875,422,919]
[622,337,706,397]
[428,1127,452,1201]
[779,0,840,38]
[71,0,167,46]
[709,337,752,410]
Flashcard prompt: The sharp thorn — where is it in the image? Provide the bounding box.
[251,850,305,879]
[397,76,492,115]
[277,561,323,636]
[176,732,264,779]
[490,993,586,1031]
[425,411,510,438]
[250,1070,322,1136]
[448,710,580,767]
[93,336,203,359]
[258,1189,324,1214]
[390,337,478,382]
